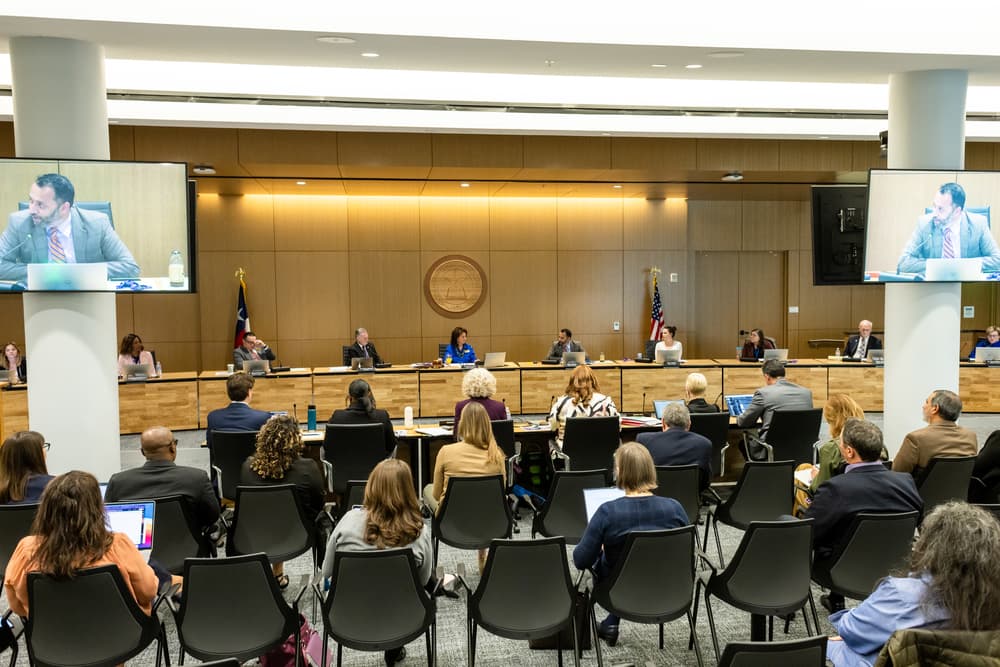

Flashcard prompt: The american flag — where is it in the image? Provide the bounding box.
[233,275,251,349]
[649,274,664,340]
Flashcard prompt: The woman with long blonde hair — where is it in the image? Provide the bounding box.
[424,402,505,513]
[792,394,866,516]
[548,364,619,449]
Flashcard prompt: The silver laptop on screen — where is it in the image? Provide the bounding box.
[925,257,983,281]
[483,352,506,369]
[583,487,626,522]
[562,351,586,366]
[243,359,270,375]
[763,348,789,362]
[124,363,154,381]
[975,347,1000,363]
[26,262,109,291]
[655,348,681,365]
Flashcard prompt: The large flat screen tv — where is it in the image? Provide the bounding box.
[864,168,1000,283]
[0,158,195,292]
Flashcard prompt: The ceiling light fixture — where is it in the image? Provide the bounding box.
[613,184,622,189]
[708,51,744,59]
[721,171,744,182]
[315,36,356,44]
[460,182,470,187]
[685,64,703,69]
[296,181,307,185]
[360,52,380,58]
[651,63,668,68]
[191,164,216,175]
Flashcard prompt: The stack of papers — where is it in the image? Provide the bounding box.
[415,426,453,437]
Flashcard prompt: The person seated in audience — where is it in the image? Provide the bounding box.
[684,372,720,413]
[844,320,882,360]
[805,418,923,613]
[740,328,775,360]
[547,328,584,359]
[969,325,1000,359]
[4,470,159,617]
[117,332,156,378]
[454,367,507,431]
[794,394,865,515]
[239,415,325,589]
[737,359,813,458]
[636,402,713,490]
[444,326,476,363]
[970,428,1000,503]
[327,378,397,455]
[0,430,52,505]
[573,442,688,647]
[322,458,432,665]
[232,330,275,369]
[548,364,619,450]
[1,341,26,382]
[105,426,221,533]
[826,501,1000,667]
[892,389,978,479]
[654,325,683,359]
[205,372,272,449]
[346,327,382,365]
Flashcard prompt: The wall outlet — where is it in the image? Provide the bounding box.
[669,272,679,283]
[612,321,620,331]
[963,306,975,318]
[788,305,799,314]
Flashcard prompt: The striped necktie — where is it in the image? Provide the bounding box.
[942,226,956,259]
[48,228,67,263]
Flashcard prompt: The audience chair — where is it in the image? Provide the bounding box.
[209,429,259,503]
[322,423,387,502]
[0,610,21,667]
[811,511,919,602]
[532,469,609,544]
[717,636,828,667]
[694,518,819,662]
[432,475,513,569]
[689,412,731,480]
[226,484,319,570]
[703,460,796,567]
[0,503,39,580]
[172,553,305,664]
[744,408,822,466]
[151,495,216,575]
[315,549,436,666]
[973,503,1000,522]
[340,480,367,518]
[460,537,580,667]
[341,345,352,367]
[654,464,701,525]
[588,526,704,667]
[490,419,517,459]
[26,564,171,667]
[917,455,977,515]
[558,416,620,474]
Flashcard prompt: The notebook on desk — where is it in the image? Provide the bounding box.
[105,501,155,562]
[583,487,626,522]
[725,394,754,417]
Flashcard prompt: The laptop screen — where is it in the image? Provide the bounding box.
[653,399,684,419]
[583,487,626,522]
[105,501,155,560]
[725,394,754,417]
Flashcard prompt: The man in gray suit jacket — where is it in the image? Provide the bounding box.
[547,328,584,359]
[0,173,139,282]
[737,359,814,443]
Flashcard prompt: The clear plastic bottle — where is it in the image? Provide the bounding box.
[834,346,841,357]
[154,361,162,377]
[168,249,185,286]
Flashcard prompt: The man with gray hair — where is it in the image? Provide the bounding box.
[806,417,923,613]
[892,389,978,479]
[844,319,882,359]
[346,327,382,365]
[636,402,713,490]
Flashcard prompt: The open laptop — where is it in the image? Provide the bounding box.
[867,349,885,365]
[925,257,983,281]
[483,352,506,369]
[583,487,626,522]
[242,359,270,376]
[975,347,1000,364]
[562,351,586,366]
[655,348,681,366]
[762,348,789,362]
[105,501,155,562]
[26,262,110,291]
[725,394,754,417]
[123,363,154,381]
[653,399,684,419]
[351,357,374,371]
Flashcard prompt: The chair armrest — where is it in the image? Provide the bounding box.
[292,577,310,606]
[744,431,774,461]
[321,460,334,494]
[811,439,824,465]
[211,464,223,499]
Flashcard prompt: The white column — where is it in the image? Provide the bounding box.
[882,70,967,457]
[10,37,120,479]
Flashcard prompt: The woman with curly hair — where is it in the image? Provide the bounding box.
[239,414,325,587]
[827,501,1000,666]
[548,364,619,450]
[4,471,158,617]
[454,367,506,431]
[0,430,52,505]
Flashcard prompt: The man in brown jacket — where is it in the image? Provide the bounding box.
[892,389,978,480]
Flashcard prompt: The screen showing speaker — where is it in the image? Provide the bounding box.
[864,169,1000,283]
[0,158,195,292]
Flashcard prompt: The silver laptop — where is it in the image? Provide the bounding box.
[655,348,681,365]
[562,351,586,366]
[483,352,506,369]
[975,347,1000,363]
[123,363,154,381]
[867,349,885,363]
[763,348,789,362]
[351,357,374,371]
[26,262,110,291]
[105,501,155,562]
[925,257,983,281]
[653,399,684,419]
[243,359,270,375]
[583,487,626,522]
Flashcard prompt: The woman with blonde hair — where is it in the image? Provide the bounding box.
[454,367,506,431]
[0,430,52,505]
[573,442,688,646]
[1,341,26,382]
[425,402,505,514]
[548,364,619,449]
[793,394,866,516]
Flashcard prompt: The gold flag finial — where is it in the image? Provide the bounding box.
[235,267,246,281]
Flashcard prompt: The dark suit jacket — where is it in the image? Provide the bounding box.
[970,429,1000,503]
[804,463,922,558]
[233,344,276,368]
[844,334,883,358]
[239,456,325,520]
[205,402,272,448]
[736,378,814,440]
[636,428,713,490]
[547,339,584,359]
[686,398,720,414]
[105,459,221,529]
[327,402,397,454]
[345,342,382,365]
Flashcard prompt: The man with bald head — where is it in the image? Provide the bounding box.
[844,320,882,360]
[106,426,220,531]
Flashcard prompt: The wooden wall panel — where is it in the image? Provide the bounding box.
[850,285,885,330]
[197,194,275,252]
[490,336,555,363]
[779,140,853,171]
[198,251,277,356]
[584,333,624,362]
[557,251,622,334]
[851,141,885,172]
[738,252,786,349]
[742,201,806,251]
[489,197,558,250]
[0,296,25,349]
[238,129,340,178]
[688,200,741,251]
[273,195,349,251]
[0,122,14,157]
[337,133,432,179]
[420,197,491,250]
[796,251,852,329]
[115,295,135,340]
[108,125,135,160]
[961,283,995,332]
[133,127,248,177]
[347,197,420,251]
[275,252,350,342]
[611,138,698,177]
[133,292,200,341]
[965,142,995,170]
[696,139,780,171]
[490,251,556,336]
[521,136,611,180]
[429,134,523,179]
[693,252,740,359]
[624,197,686,251]
[623,250,687,356]
[557,198,623,250]
[349,251,422,338]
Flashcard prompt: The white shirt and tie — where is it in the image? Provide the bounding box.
[854,336,869,359]
[46,216,76,263]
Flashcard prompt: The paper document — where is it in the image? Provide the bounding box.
[416,427,453,437]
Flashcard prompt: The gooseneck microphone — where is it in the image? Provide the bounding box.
[641,392,646,416]
[2,233,32,261]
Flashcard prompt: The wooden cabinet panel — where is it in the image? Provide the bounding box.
[420,197,491,250]
[273,195,349,251]
[119,376,198,434]
[620,366,722,413]
[313,371,419,420]
[829,366,884,411]
[959,366,1000,412]
[0,386,28,441]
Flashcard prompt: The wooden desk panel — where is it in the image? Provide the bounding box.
[415,364,521,418]
[785,366,829,406]
[0,385,28,441]
[119,373,198,434]
[197,371,314,426]
[720,363,827,407]
[312,370,420,420]
[619,364,723,413]
[828,365,884,411]
[519,364,621,414]
[959,366,1000,412]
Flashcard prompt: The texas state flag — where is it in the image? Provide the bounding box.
[233,277,250,349]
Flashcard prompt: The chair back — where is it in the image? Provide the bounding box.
[490,419,516,459]
[595,526,697,624]
[151,495,214,575]
[472,537,576,640]
[322,549,434,652]
[533,469,609,544]
[226,484,313,563]
[342,480,368,516]
[917,455,977,514]
[26,565,159,667]
[717,460,796,529]
[761,409,823,465]
[655,465,700,525]
[562,416,620,472]
[973,503,1000,522]
[433,475,512,550]
[209,430,259,501]
[341,345,352,367]
[824,511,919,600]
[0,503,39,580]
[176,554,299,663]
[690,412,731,476]
[717,636,828,667]
[438,343,449,360]
[322,423,386,496]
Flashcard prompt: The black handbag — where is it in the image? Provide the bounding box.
[527,588,592,651]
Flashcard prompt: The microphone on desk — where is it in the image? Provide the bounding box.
[641,392,646,416]
[293,402,298,422]
[712,391,724,410]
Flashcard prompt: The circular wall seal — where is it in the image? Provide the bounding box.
[424,255,488,317]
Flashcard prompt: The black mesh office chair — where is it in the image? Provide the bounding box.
[745,408,822,466]
[432,475,513,568]
[208,430,259,503]
[150,495,216,575]
[532,469,609,544]
[717,636,828,667]
[323,423,388,501]
[655,464,701,525]
[917,455,977,515]
[559,416,620,474]
[689,412,731,480]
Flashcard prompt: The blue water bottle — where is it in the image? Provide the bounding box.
[307,404,317,431]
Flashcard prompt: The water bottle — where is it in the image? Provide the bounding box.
[168,249,185,286]
[835,347,841,357]
[307,404,317,431]
[154,361,162,377]
[404,406,414,427]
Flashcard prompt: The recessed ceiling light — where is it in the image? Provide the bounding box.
[191,164,216,175]
[685,64,703,70]
[708,51,744,59]
[460,183,470,188]
[721,171,744,182]
[818,135,829,139]
[544,59,557,67]
[612,184,622,189]
[296,181,307,185]
[651,63,668,69]
[361,52,380,58]
[600,132,611,136]
[316,36,356,44]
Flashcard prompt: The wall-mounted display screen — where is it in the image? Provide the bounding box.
[0,159,194,292]
[865,169,1000,282]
